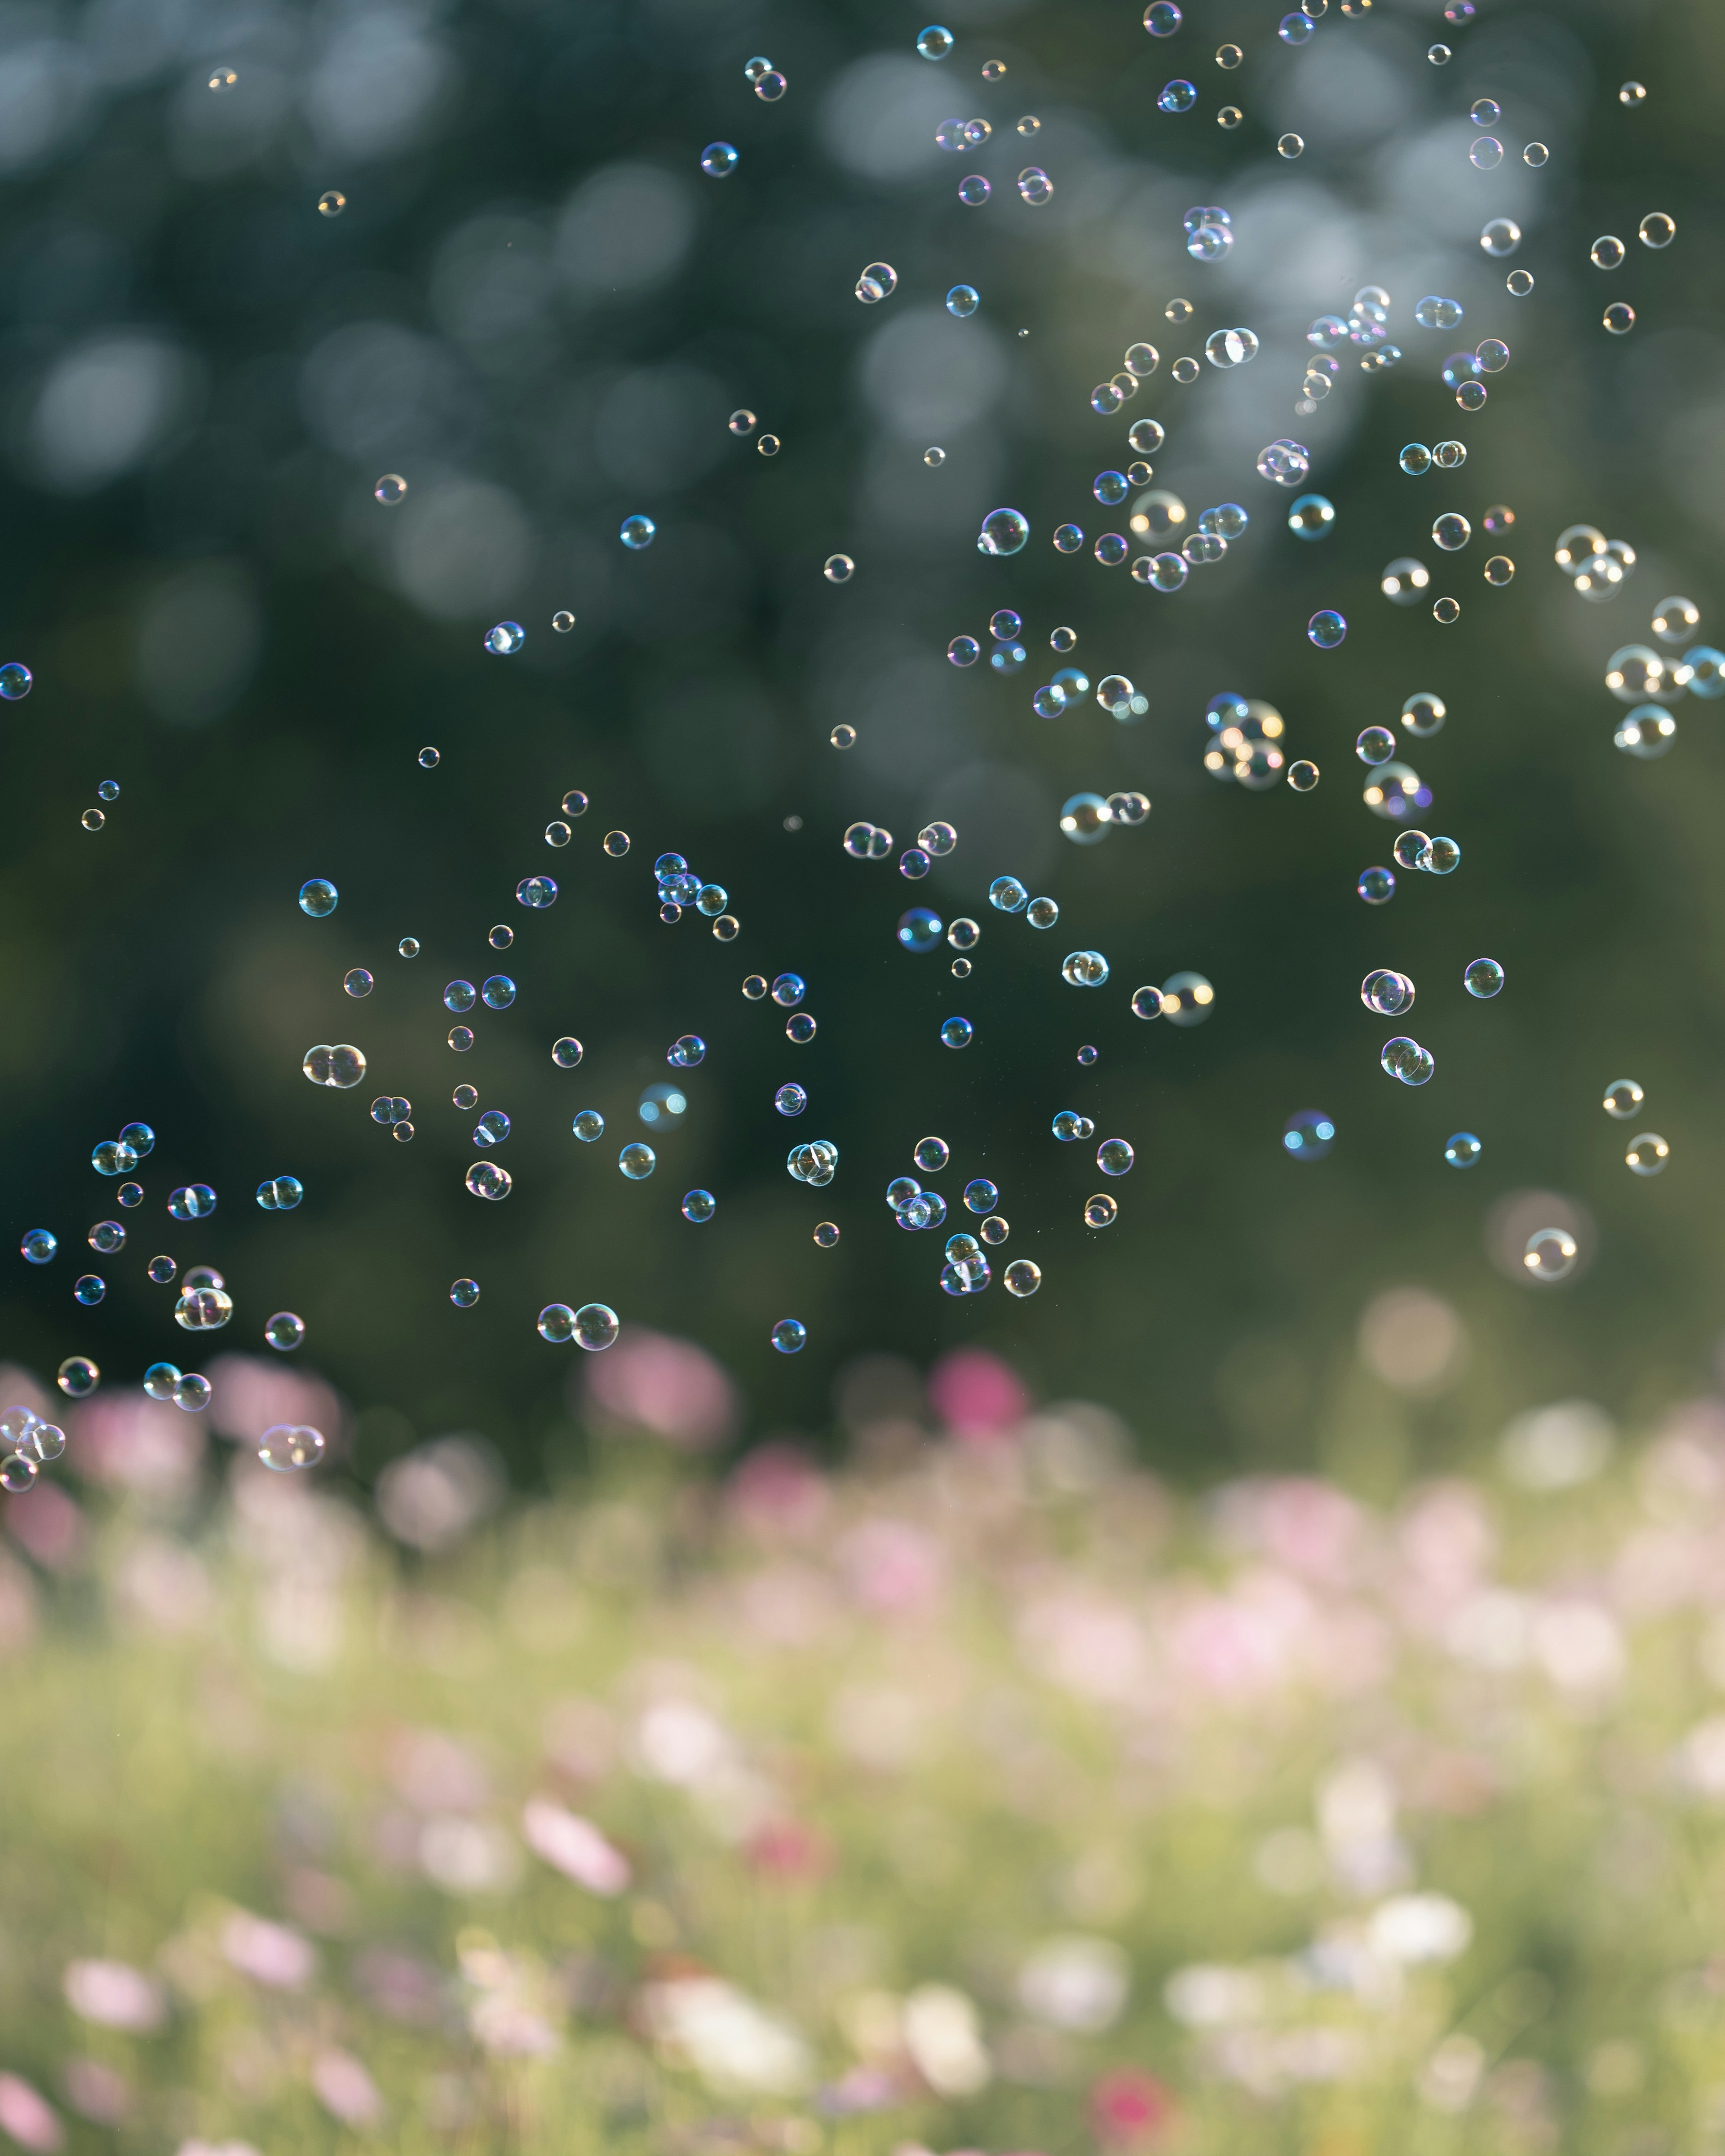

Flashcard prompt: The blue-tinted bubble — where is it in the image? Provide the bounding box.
[772,973,806,1007]
[485,620,524,655]
[1157,79,1196,111]
[517,876,558,908]
[941,1016,974,1048]
[1288,494,1335,539]
[143,1361,181,1399]
[989,876,1028,913]
[117,1122,155,1158]
[1464,957,1504,997]
[257,1176,304,1211]
[620,514,656,549]
[786,1013,817,1044]
[1358,865,1396,905]
[450,1278,481,1308]
[74,1274,105,1305]
[916,23,953,58]
[964,1178,999,1213]
[1415,295,1464,330]
[1684,646,1725,698]
[1143,1,1181,31]
[775,1083,808,1117]
[481,975,516,1009]
[681,1189,717,1222]
[298,878,337,917]
[1279,11,1314,43]
[1054,523,1084,553]
[700,142,738,177]
[168,1183,217,1220]
[20,1229,56,1264]
[668,1034,705,1067]
[991,641,1027,674]
[0,662,31,699]
[898,907,943,953]
[444,979,476,1013]
[900,847,931,878]
[948,635,980,667]
[638,1083,686,1125]
[1445,1132,1482,1168]
[979,507,1029,555]
[947,284,980,318]
[1032,685,1066,718]
[1093,470,1128,505]
[771,1317,807,1354]
[990,609,1022,640]
[655,852,688,877]
[92,1140,137,1177]
[958,174,990,205]
[1308,610,1347,647]
[1094,534,1128,567]
[1283,1109,1336,1160]
[1199,505,1248,539]
[619,1142,656,1180]
[573,1109,605,1141]
[474,1110,511,1146]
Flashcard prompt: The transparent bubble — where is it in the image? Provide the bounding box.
[1614,708,1676,758]
[174,1284,233,1331]
[1361,969,1415,1018]
[1469,136,1503,169]
[1604,302,1636,335]
[1480,217,1521,257]
[1289,760,1319,791]
[265,1310,306,1353]
[167,1184,217,1222]
[1464,956,1504,999]
[1524,1227,1577,1282]
[1109,791,1150,825]
[946,283,980,319]
[1686,646,1725,697]
[1380,1036,1434,1087]
[1160,971,1213,1027]
[823,553,855,585]
[481,975,515,1011]
[1017,166,1053,206]
[1603,1078,1644,1120]
[1624,1132,1668,1177]
[1287,493,1335,539]
[19,1228,55,1265]
[602,830,630,858]
[1157,79,1197,112]
[619,514,656,553]
[485,620,524,656]
[1308,610,1347,648]
[1432,512,1471,552]
[1061,950,1109,988]
[1256,438,1310,486]
[374,473,407,506]
[259,1423,326,1473]
[1591,234,1626,270]
[772,973,806,1009]
[787,1013,817,1045]
[1639,211,1676,249]
[1358,865,1396,905]
[517,876,557,908]
[1170,356,1201,383]
[812,1221,840,1249]
[1353,726,1393,767]
[298,877,338,919]
[73,1271,105,1305]
[551,609,576,634]
[728,409,756,437]
[1002,1259,1040,1298]
[1483,555,1515,588]
[57,1356,98,1399]
[1650,595,1699,646]
[450,1278,480,1308]
[1380,558,1430,604]
[1095,534,1128,567]
[1277,132,1304,158]
[940,1016,973,1049]
[978,507,1029,556]
[1506,268,1534,296]
[700,142,738,177]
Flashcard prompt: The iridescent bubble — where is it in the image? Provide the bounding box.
[1004,1259,1041,1297]
[1464,957,1504,998]
[813,1222,840,1247]
[1026,897,1059,930]
[990,876,1028,913]
[167,1184,217,1222]
[1361,969,1415,1017]
[481,975,515,1010]
[298,878,337,918]
[1524,1227,1577,1282]
[1357,727,1397,766]
[619,1143,655,1181]
[1161,971,1213,1026]
[603,831,630,857]
[824,553,855,584]
[770,1318,807,1355]
[729,409,756,437]
[1144,0,1182,29]
[978,507,1029,555]
[1507,270,1534,295]
[465,1160,512,1200]
[947,284,980,318]
[700,142,739,177]
[375,474,407,505]
[265,1311,306,1352]
[74,1273,105,1306]
[1358,865,1396,905]
[1288,493,1335,539]
[1277,133,1304,158]
[1613,708,1676,758]
[620,514,656,550]
[1469,135,1503,168]
[258,1424,325,1472]
[1157,80,1197,112]
[399,937,421,955]
[1640,211,1676,249]
[553,610,575,633]
[787,1014,817,1044]
[1480,217,1521,257]
[174,1284,233,1330]
[1289,761,1319,791]
[1256,439,1310,486]
[451,1279,480,1308]
[1604,303,1636,335]
[485,620,524,656]
[1017,167,1053,206]
[1308,610,1346,648]
[473,1109,510,1147]
[517,876,558,908]
[444,979,475,1014]
[1420,835,1461,875]
[1380,1036,1435,1086]
[57,1357,98,1398]
[1278,11,1314,43]
[1433,512,1471,551]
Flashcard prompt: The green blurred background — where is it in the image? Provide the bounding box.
[3,0,1722,1483]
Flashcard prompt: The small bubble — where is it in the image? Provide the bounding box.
[208,66,237,91]
[1469,136,1503,169]
[1524,1227,1577,1281]
[946,283,980,318]
[823,553,854,583]
[620,514,655,550]
[813,1221,840,1247]
[1619,81,1646,106]
[375,473,407,505]
[700,142,739,177]
[1004,1259,1041,1297]
[917,24,954,58]
[1158,80,1197,112]
[1433,596,1460,624]
[1523,141,1548,166]
[1308,610,1347,648]
[265,1310,306,1352]
[940,1016,973,1049]
[1277,132,1304,158]
[484,620,524,656]
[1480,217,1522,257]
[450,1278,480,1308]
[1604,302,1636,335]
[552,609,575,633]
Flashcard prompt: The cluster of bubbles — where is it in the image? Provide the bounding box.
[1586,598,1722,760]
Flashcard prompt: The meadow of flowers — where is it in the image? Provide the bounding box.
[4,1323,1725,2156]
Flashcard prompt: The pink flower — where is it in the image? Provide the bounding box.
[580,1330,738,1449]
[66,1394,203,1497]
[836,1519,945,1615]
[522,1799,631,1895]
[726,1445,830,1539]
[311,2050,385,2129]
[1214,1477,1365,1587]
[1089,2067,1175,2147]
[5,1481,84,1572]
[219,1910,316,1990]
[744,1819,832,1882]
[59,2063,128,2128]
[62,1959,166,2032]
[0,2074,62,2153]
[928,1348,1030,1441]
[388,1729,492,1813]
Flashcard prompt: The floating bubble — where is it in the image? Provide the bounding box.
[771,1318,807,1355]
[1640,211,1676,249]
[1308,610,1346,648]
[1357,727,1396,766]
[1288,493,1335,539]
[1161,971,1213,1026]
[1604,303,1636,335]
[485,620,524,656]
[700,142,738,177]
[1289,760,1319,791]
[1480,217,1521,257]
[978,507,1029,555]
[450,1278,480,1308]
[1380,558,1430,605]
[824,553,854,584]
[259,1423,326,1472]
[517,876,557,908]
[375,474,407,505]
[1158,80,1197,112]
[1625,1132,1668,1176]
[174,1284,233,1331]
[947,283,980,319]
[1358,866,1396,905]
[940,1016,973,1049]
[620,514,655,549]
[1524,1227,1577,1282]
[1004,1259,1041,1297]
[465,1160,512,1200]
[265,1310,305,1352]
[1614,708,1676,758]
[1469,136,1503,169]
[1591,234,1626,270]
[1362,969,1415,1017]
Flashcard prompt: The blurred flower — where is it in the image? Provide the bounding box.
[1016,1937,1129,2032]
[902,1984,991,2096]
[310,2051,385,2130]
[1358,1288,1468,1394]
[582,1330,739,1450]
[836,1518,945,1615]
[1530,1599,1625,1697]
[725,1445,830,1539]
[1316,1759,1410,1895]
[219,1910,316,1990]
[1367,1893,1473,1965]
[4,1479,84,1570]
[1019,1594,1147,1704]
[374,1436,503,1552]
[1088,2066,1175,2147]
[58,2063,128,2128]
[540,1696,616,1784]
[1676,1716,1725,1798]
[1419,2034,1486,2112]
[1499,1401,1615,1490]
[62,1958,167,2032]
[1161,1965,1264,2030]
[67,1392,203,1497]
[350,1948,447,2027]
[0,2075,62,2153]
[522,1798,631,1895]
[745,1818,832,1882]
[469,1993,561,2058]
[1213,1477,1365,1585]
[927,1348,1029,1441]
[634,1698,733,1784]
[418,1817,521,1895]
[388,1728,491,1812]
[641,1976,813,2095]
[111,1536,212,1635]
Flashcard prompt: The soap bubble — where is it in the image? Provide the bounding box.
[1277,133,1304,158]
[1017,167,1053,206]
[1158,80,1197,112]
[465,1161,513,1200]
[1445,1131,1482,1169]
[1614,708,1676,758]
[774,1084,808,1119]
[1308,611,1346,648]
[1062,950,1109,987]
[1060,794,1112,845]
[1358,866,1396,905]
[1640,211,1676,248]
[620,514,656,549]
[20,1228,56,1264]
[1603,1079,1645,1120]
[174,1284,233,1329]
[1380,559,1429,604]
[1288,493,1335,538]
[1469,136,1503,169]
[1604,303,1636,335]
[481,975,515,1010]
[1357,727,1396,766]
[1464,957,1504,998]
[256,1175,304,1211]
[58,1357,98,1398]
[1282,1109,1336,1161]
[824,553,854,583]
[1256,439,1310,486]
[265,1311,306,1351]
[450,1279,480,1308]
[940,1016,973,1048]
[259,1424,326,1472]
[947,284,980,318]
[978,507,1029,555]
[1651,596,1700,645]
[517,876,557,908]
[1004,1259,1041,1297]
[167,1184,217,1220]
[1480,217,1521,257]
[1433,513,1471,552]
[1415,296,1463,330]
[1380,1036,1434,1086]
[916,23,953,57]
[700,142,738,177]
[770,1318,807,1355]
[375,474,407,505]
[1402,692,1446,737]
[298,878,337,917]
[1625,1132,1668,1176]
[1161,971,1213,1026]
[1523,1227,1577,1282]
[485,621,524,655]
[1591,235,1626,270]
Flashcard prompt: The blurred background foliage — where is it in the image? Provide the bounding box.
[2,0,1723,1483]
